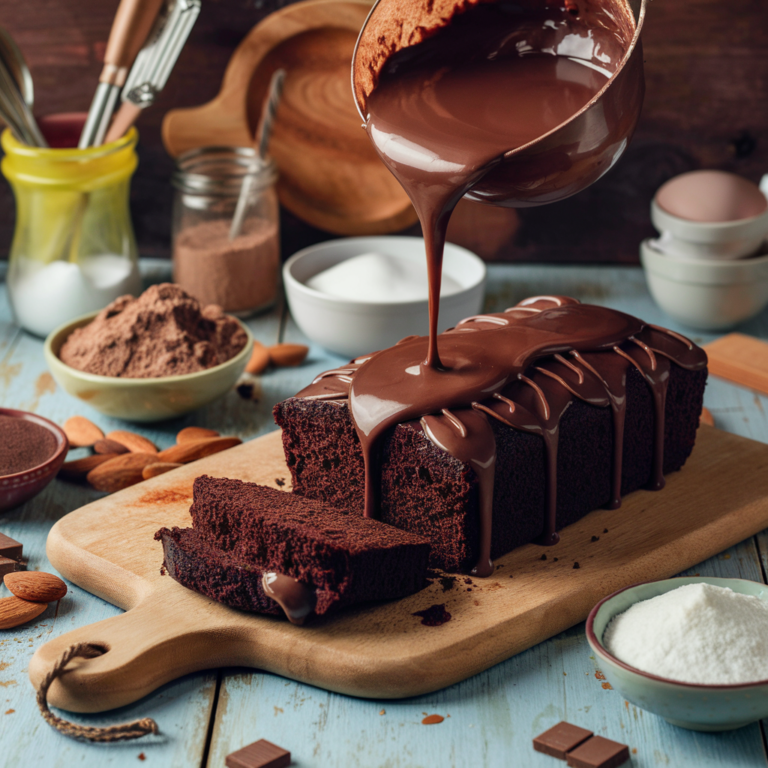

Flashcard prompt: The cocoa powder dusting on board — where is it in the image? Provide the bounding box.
[413,603,452,626]
[58,284,247,378]
[0,416,58,475]
[136,488,193,506]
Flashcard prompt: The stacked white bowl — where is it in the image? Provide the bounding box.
[641,170,768,330]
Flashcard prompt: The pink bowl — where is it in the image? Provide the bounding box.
[0,408,68,512]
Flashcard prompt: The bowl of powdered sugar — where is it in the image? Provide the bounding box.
[587,577,768,731]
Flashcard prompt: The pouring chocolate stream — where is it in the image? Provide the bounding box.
[314,0,687,576]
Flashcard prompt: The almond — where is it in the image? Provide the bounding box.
[86,453,160,493]
[157,436,242,464]
[142,462,183,480]
[106,430,158,454]
[177,427,220,444]
[4,571,67,602]
[59,454,113,481]
[0,596,47,629]
[63,416,104,448]
[700,407,715,427]
[268,343,309,368]
[245,341,271,374]
[94,438,130,455]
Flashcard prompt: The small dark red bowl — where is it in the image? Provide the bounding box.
[0,408,68,513]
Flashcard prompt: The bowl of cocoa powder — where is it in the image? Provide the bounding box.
[44,284,253,422]
[0,409,68,512]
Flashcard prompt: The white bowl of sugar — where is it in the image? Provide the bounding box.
[283,236,486,358]
[587,577,768,732]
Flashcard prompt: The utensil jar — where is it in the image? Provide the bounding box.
[171,146,280,316]
[1,125,141,338]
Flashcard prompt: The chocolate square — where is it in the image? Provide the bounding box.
[226,738,290,768]
[0,557,17,579]
[566,735,630,768]
[534,721,594,759]
[0,533,22,562]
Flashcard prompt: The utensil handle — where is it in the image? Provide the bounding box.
[102,0,166,82]
[28,589,246,714]
[104,101,142,144]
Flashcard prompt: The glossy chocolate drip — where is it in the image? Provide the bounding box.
[297,298,707,576]
[365,1,630,364]
[262,572,318,626]
[421,408,496,576]
[314,0,669,574]
[571,350,630,508]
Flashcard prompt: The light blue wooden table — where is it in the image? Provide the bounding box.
[1,260,767,767]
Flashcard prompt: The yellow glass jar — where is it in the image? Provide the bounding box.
[1,125,141,337]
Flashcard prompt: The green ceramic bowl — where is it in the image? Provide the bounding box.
[587,577,768,732]
[44,311,253,422]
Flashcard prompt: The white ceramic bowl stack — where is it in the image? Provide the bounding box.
[284,236,486,359]
[640,171,768,330]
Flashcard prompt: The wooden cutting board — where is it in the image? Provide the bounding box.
[30,425,768,714]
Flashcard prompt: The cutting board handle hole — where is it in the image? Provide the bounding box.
[83,643,109,657]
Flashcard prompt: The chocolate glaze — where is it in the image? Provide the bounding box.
[364,0,635,366]
[297,298,707,575]
[308,0,678,575]
[262,572,318,625]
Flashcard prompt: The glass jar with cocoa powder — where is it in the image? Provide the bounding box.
[171,147,280,316]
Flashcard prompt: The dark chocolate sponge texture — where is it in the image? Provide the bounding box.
[275,365,705,572]
[158,478,431,620]
[155,526,282,617]
[273,298,707,573]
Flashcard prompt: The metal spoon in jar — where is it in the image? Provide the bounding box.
[0,27,47,147]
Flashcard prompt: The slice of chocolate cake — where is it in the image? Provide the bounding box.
[156,526,283,618]
[157,479,431,623]
[273,297,708,574]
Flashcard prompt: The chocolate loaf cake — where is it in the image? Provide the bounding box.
[273,297,708,575]
[157,478,431,623]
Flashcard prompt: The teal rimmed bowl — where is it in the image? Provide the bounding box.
[44,311,253,422]
[587,577,768,732]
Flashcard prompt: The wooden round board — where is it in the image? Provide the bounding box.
[29,424,768,714]
[161,0,416,236]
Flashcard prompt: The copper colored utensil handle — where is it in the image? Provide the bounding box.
[101,0,166,85]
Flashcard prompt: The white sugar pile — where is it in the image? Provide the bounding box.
[306,252,461,303]
[603,583,768,685]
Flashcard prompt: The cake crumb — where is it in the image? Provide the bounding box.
[138,754,146,762]
[379,709,386,715]
[553,557,559,562]
[275,477,286,487]
[237,382,255,400]
[5,709,14,714]
[540,554,547,561]
[439,575,456,592]
[595,670,606,680]
[422,714,444,725]
[602,682,613,690]
[573,562,580,569]
[603,528,609,533]
[591,535,600,542]
[413,603,452,626]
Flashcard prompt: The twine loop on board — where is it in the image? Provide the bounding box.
[36,642,160,742]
